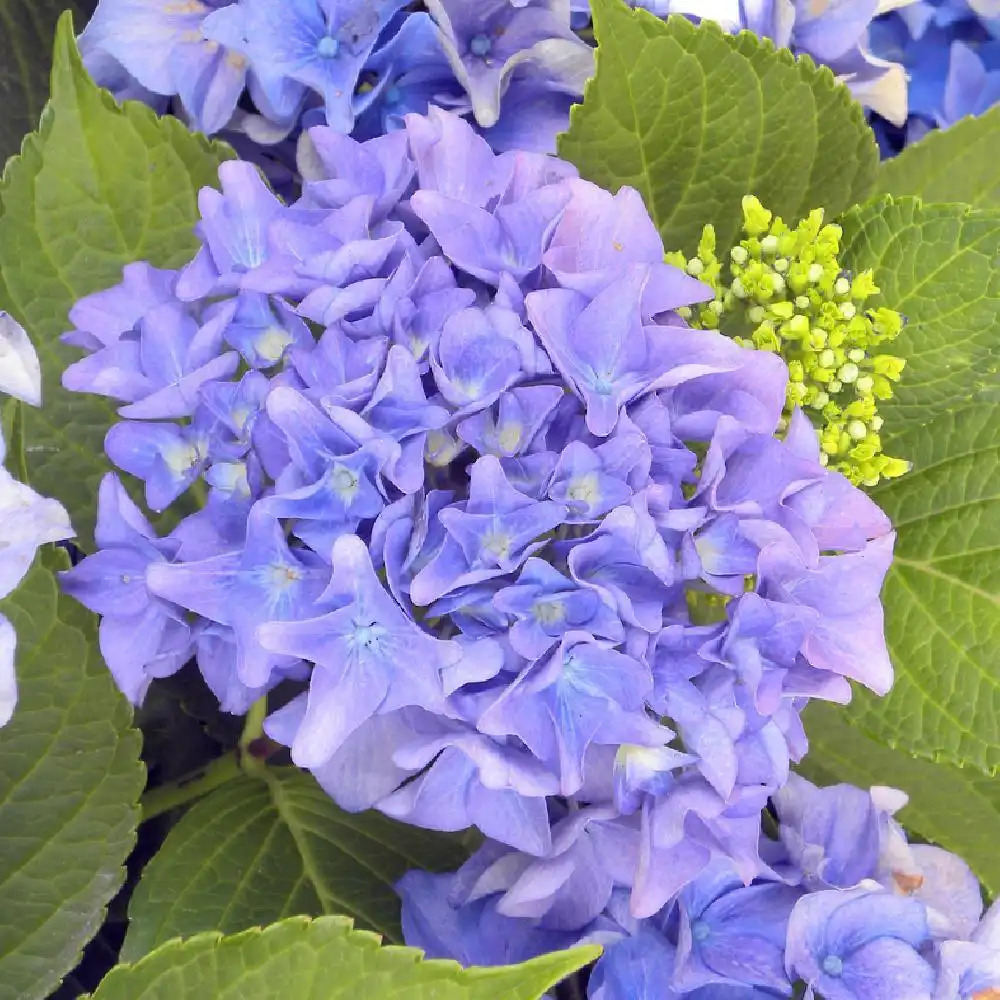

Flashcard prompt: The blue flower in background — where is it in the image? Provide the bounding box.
[869,0,1000,151]
[80,0,1000,159]
[213,0,409,131]
[785,886,935,999]
[80,0,247,133]
[424,0,593,128]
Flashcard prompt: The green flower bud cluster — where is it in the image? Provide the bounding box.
[666,196,910,487]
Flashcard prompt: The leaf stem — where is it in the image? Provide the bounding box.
[139,751,241,823]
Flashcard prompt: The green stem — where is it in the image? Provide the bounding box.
[139,697,270,822]
[239,696,268,753]
[139,752,241,823]
[189,477,208,510]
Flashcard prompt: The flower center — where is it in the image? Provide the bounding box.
[268,563,302,594]
[822,955,844,977]
[330,465,360,502]
[566,473,601,507]
[469,34,492,57]
[163,441,199,477]
[255,326,293,364]
[691,920,711,943]
[592,373,614,395]
[317,35,340,58]
[497,422,522,453]
[351,620,386,652]
[482,530,512,561]
[532,599,566,626]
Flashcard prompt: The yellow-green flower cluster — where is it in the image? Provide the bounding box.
[667,196,909,487]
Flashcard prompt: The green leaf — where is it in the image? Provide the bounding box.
[557,0,877,254]
[122,770,472,962]
[94,917,598,1000]
[0,554,144,1000]
[875,106,1000,209]
[840,402,1000,773]
[840,196,1000,437]
[0,0,97,161]
[801,702,1000,897]
[0,12,233,548]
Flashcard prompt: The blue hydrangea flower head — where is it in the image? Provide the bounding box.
[59,109,897,934]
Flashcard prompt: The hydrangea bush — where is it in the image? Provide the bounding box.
[1,1,1000,999]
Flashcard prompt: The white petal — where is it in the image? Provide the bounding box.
[875,0,921,14]
[841,57,909,126]
[0,312,42,407]
[296,130,327,184]
[0,614,17,727]
[967,0,1000,17]
[669,0,743,30]
[0,470,73,599]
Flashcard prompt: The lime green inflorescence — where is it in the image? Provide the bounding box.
[667,196,909,487]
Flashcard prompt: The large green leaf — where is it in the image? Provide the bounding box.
[0,555,144,1000]
[94,917,598,1000]
[0,0,98,161]
[840,402,1000,773]
[558,0,877,254]
[0,13,233,548]
[122,770,471,962]
[840,196,1000,438]
[800,703,1000,897]
[875,106,1000,209]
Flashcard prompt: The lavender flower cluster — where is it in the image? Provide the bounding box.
[399,774,1000,999]
[60,108,895,926]
[79,0,595,157]
[79,0,915,169]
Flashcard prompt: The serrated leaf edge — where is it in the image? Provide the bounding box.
[89,915,601,999]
